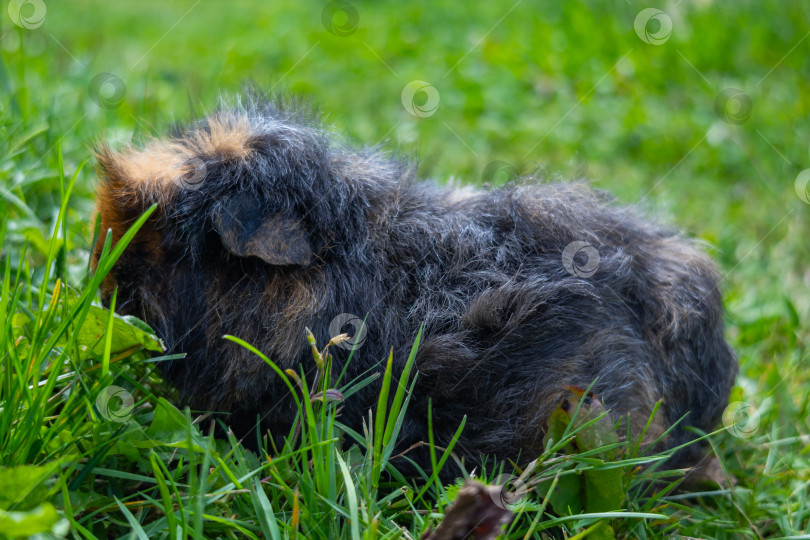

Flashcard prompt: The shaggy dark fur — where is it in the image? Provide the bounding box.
[92,93,737,476]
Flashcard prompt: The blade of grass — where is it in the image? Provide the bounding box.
[336,449,361,540]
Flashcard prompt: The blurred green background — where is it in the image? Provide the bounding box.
[2,0,809,508]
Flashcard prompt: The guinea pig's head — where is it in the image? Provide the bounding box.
[91,101,369,354]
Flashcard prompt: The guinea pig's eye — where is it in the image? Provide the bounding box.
[212,192,312,267]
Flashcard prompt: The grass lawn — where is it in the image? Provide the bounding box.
[1,0,809,537]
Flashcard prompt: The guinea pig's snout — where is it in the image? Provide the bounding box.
[99,276,116,308]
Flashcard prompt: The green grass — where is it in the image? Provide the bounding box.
[1,0,809,537]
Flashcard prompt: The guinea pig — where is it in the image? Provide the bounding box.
[91,91,737,477]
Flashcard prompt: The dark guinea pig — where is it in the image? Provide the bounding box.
[92,93,737,477]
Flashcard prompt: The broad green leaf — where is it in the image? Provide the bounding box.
[579,520,616,540]
[546,473,584,516]
[584,465,625,514]
[0,463,59,511]
[0,503,59,537]
[58,304,163,356]
[540,388,626,516]
[11,311,30,331]
[130,398,209,453]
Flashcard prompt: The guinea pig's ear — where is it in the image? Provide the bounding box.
[213,193,313,267]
